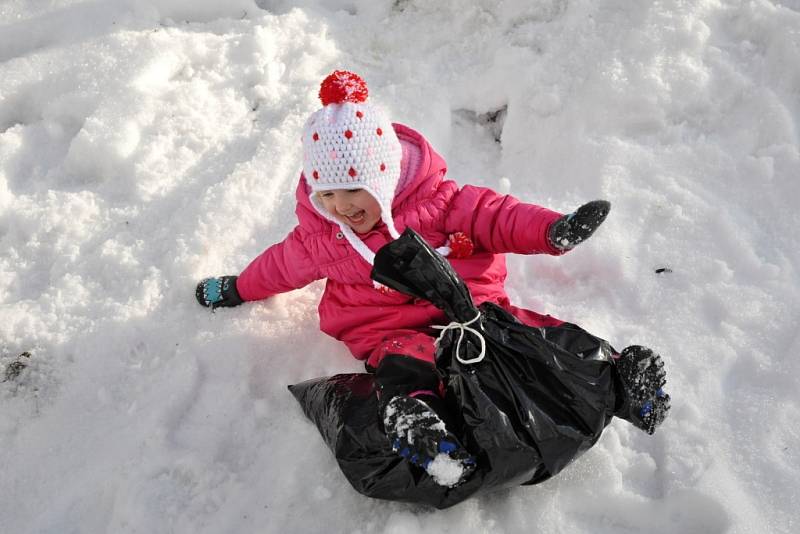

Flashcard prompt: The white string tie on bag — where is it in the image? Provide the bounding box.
[432,311,486,365]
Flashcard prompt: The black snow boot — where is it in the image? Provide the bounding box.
[375,355,475,487]
[614,345,671,435]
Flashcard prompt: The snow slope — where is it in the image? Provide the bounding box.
[1,0,799,532]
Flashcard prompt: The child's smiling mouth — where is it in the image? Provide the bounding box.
[344,210,366,225]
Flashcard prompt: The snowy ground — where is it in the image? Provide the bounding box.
[1,0,799,532]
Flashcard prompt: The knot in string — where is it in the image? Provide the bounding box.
[432,311,486,365]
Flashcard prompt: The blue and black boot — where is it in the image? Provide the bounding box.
[614,345,671,434]
[375,355,475,487]
[383,393,475,487]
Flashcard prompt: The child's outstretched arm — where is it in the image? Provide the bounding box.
[195,226,322,308]
[444,185,609,255]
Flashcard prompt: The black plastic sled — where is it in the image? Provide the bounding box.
[289,228,620,508]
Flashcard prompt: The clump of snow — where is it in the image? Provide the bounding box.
[1,0,799,532]
[426,453,467,488]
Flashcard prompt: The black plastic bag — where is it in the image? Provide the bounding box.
[289,228,620,508]
[289,373,486,507]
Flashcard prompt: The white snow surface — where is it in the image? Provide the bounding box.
[1,0,799,532]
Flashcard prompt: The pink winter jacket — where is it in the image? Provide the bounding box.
[236,124,566,366]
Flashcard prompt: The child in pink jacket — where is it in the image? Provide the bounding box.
[196,71,670,486]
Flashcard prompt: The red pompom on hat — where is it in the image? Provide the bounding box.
[318,70,369,106]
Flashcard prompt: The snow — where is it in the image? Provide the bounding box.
[425,453,468,489]
[1,0,799,532]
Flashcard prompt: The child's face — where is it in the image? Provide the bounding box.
[317,188,382,234]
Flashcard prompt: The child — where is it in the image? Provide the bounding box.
[196,71,670,486]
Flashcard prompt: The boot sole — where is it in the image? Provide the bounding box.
[617,346,671,434]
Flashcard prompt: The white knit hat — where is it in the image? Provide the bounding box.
[303,71,403,265]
